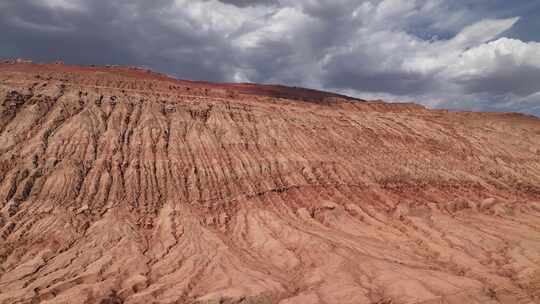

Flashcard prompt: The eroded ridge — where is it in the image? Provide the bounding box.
[1,63,540,304]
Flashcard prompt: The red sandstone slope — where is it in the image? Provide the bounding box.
[0,62,540,304]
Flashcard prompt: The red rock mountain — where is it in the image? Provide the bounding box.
[0,62,539,304]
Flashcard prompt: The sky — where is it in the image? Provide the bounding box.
[1,0,539,116]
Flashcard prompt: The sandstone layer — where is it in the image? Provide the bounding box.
[1,62,540,304]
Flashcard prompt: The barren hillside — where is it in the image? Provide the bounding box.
[1,62,540,304]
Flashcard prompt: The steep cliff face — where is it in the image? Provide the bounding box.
[0,62,540,304]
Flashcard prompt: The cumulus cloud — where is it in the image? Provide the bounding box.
[0,0,539,116]
[449,38,540,95]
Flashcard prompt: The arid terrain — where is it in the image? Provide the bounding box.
[1,62,540,304]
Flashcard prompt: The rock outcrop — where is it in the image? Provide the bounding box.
[1,62,540,304]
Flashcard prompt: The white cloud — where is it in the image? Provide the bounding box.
[232,6,314,49]
[39,0,83,11]
[375,0,418,22]
[170,0,265,33]
[452,37,540,73]
[446,17,519,49]
[320,13,540,113]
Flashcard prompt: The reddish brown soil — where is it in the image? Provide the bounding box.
[0,62,540,304]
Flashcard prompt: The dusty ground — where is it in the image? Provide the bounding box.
[0,62,540,304]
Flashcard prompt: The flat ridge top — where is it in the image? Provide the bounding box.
[0,61,363,104]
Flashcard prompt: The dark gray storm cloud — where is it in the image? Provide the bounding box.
[0,0,539,116]
[458,62,540,97]
[0,0,236,81]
